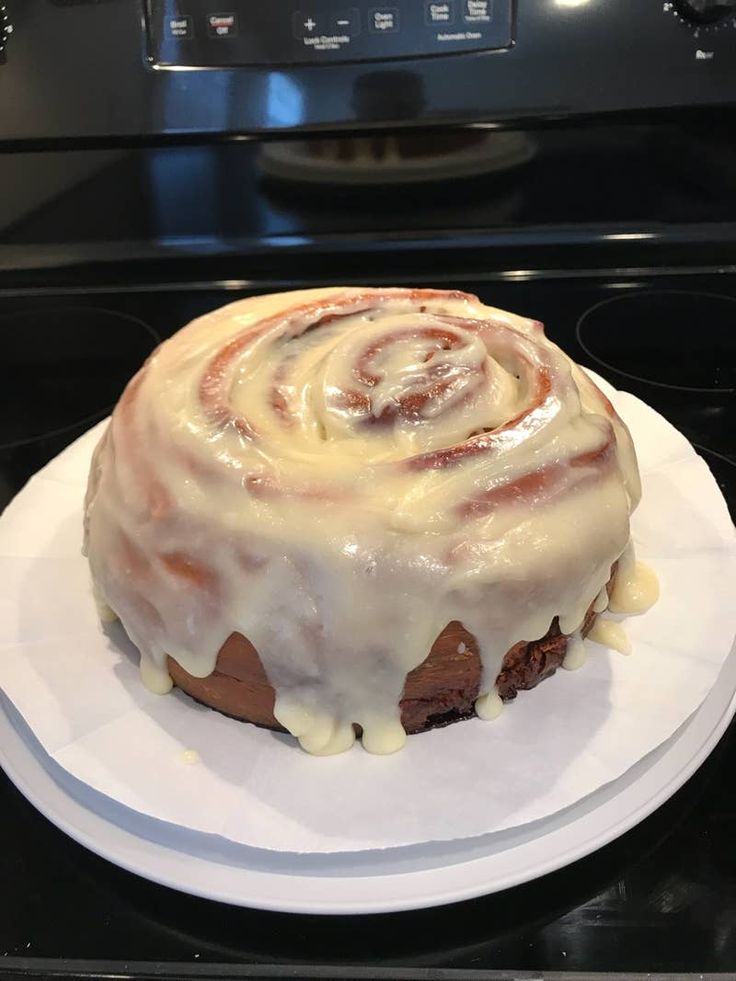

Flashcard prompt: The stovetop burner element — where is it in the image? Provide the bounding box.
[0,307,159,450]
[576,290,736,393]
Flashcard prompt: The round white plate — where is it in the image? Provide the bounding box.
[2,639,734,915]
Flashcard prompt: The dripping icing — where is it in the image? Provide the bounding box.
[562,632,587,671]
[592,587,609,614]
[579,543,659,660]
[139,653,174,695]
[475,688,504,721]
[587,619,632,656]
[608,541,660,615]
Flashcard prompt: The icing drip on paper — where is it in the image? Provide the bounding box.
[586,541,659,659]
[562,632,587,671]
[475,688,504,721]
[608,541,660,615]
[587,619,632,656]
[83,287,646,755]
[140,652,173,695]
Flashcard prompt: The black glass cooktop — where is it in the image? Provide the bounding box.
[1,271,735,979]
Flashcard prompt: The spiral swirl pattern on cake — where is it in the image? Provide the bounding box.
[84,287,641,755]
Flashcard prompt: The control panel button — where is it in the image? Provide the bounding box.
[425,2,455,24]
[0,1,11,64]
[369,7,399,32]
[166,15,193,38]
[331,9,361,36]
[463,0,492,22]
[292,12,322,38]
[207,13,237,37]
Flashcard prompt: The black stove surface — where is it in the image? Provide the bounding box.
[1,271,735,979]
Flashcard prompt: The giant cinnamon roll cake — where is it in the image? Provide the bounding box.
[84,287,650,756]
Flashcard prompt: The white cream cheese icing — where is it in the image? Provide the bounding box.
[587,619,633,656]
[475,689,504,721]
[83,286,648,755]
[583,545,659,658]
[562,631,587,671]
[607,541,660,615]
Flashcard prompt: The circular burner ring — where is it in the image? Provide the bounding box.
[0,306,160,451]
[576,289,736,395]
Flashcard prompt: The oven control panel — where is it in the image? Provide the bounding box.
[146,0,513,67]
[3,0,736,143]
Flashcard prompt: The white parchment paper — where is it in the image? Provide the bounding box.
[1,380,734,854]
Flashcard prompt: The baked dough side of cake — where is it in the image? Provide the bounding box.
[167,568,613,735]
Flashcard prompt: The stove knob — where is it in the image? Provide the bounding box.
[0,4,11,62]
[674,0,736,23]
